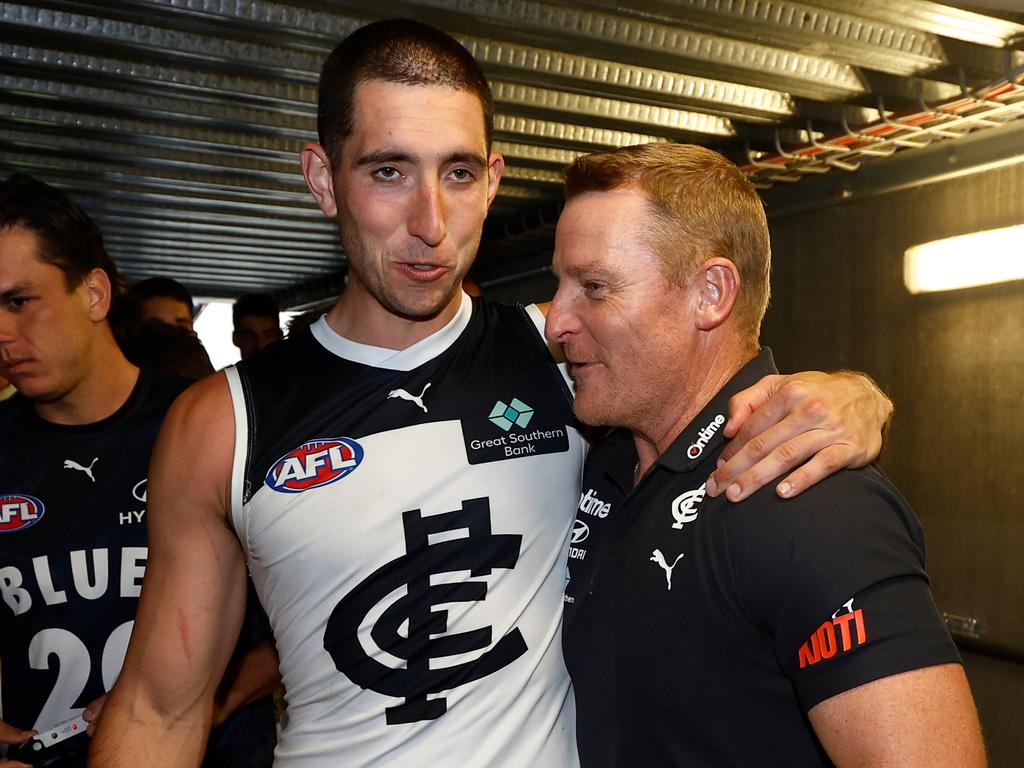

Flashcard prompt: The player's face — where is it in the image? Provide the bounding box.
[546,188,696,431]
[0,227,99,403]
[233,314,283,360]
[140,295,193,332]
[329,80,503,327]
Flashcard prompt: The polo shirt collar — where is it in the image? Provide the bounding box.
[656,347,778,474]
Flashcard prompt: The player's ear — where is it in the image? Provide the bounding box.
[694,258,739,331]
[83,268,112,322]
[485,152,505,210]
[302,142,339,218]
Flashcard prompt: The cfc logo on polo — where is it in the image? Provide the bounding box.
[798,598,868,669]
[670,483,706,529]
[687,414,726,459]
[323,498,527,725]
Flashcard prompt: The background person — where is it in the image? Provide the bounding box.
[231,293,283,360]
[133,276,196,334]
[0,173,189,768]
[0,174,278,768]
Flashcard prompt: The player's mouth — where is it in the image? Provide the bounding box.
[396,262,448,281]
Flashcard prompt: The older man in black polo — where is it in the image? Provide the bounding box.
[547,143,986,767]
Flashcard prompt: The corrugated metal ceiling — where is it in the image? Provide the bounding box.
[2,1,1023,301]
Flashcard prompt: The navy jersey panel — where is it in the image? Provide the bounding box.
[0,371,187,733]
[562,350,960,767]
[237,298,574,502]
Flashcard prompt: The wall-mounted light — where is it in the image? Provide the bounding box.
[904,223,1024,294]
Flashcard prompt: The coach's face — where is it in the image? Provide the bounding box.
[546,188,696,432]
[0,227,107,403]
[310,80,503,328]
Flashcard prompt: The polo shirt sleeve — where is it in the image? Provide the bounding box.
[724,466,961,712]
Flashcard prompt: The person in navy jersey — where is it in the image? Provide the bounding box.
[92,20,895,768]
[0,175,277,768]
[548,143,986,767]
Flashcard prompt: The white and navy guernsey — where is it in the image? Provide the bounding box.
[225,294,584,767]
[563,348,960,768]
[0,370,187,757]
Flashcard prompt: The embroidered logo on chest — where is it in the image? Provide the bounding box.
[0,494,45,533]
[387,383,432,413]
[63,457,98,483]
[670,482,706,529]
[265,437,364,493]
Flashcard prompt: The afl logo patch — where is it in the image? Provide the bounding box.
[0,494,45,533]
[266,437,364,494]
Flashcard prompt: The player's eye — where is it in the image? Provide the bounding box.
[373,166,401,181]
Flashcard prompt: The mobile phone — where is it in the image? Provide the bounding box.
[9,714,89,766]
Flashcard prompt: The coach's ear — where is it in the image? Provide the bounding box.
[694,258,739,331]
[301,142,338,218]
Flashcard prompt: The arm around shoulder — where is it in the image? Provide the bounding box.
[708,369,893,501]
[88,373,249,768]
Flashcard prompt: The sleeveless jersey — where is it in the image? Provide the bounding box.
[0,370,186,733]
[226,295,584,767]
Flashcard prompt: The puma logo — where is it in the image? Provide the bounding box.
[650,548,684,591]
[387,383,431,413]
[64,457,99,483]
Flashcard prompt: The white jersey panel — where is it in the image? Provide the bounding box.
[245,420,582,766]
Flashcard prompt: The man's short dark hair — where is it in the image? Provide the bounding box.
[317,19,494,169]
[0,173,131,341]
[232,293,280,329]
[132,277,195,317]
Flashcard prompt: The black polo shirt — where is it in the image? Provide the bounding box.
[562,349,960,767]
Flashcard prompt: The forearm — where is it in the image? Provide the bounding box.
[88,686,210,768]
[212,640,281,726]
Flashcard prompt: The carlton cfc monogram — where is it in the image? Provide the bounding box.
[323,498,528,725]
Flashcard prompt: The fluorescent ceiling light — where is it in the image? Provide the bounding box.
[904,224,1024,294]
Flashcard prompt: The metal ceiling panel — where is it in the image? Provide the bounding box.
[1,0,1022,299]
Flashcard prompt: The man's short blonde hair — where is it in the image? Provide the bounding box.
[564,143,771,341]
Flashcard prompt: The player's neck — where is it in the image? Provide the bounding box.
[35,335,141,426]
[325,287,464,351]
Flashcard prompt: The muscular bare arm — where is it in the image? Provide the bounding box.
[808,664,986,767]
[88,374,248,767]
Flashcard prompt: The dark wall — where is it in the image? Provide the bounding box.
[761,161,1024,766]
